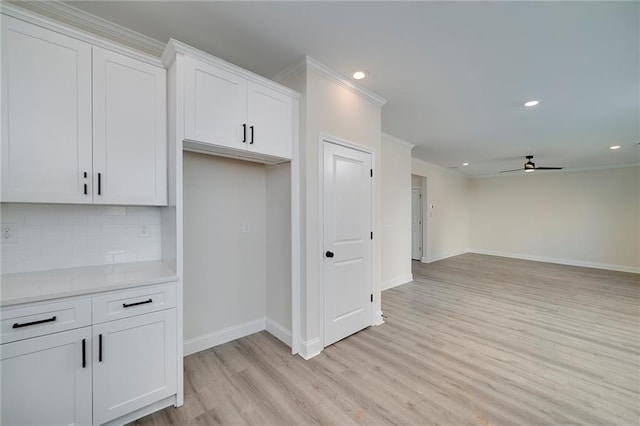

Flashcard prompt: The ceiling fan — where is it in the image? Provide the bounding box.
[500,155,563,173]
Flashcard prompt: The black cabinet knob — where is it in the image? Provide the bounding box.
[325,251,334,258]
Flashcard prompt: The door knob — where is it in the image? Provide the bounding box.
[325,251,334,258]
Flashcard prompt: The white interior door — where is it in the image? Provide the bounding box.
[411,188,423,260]
[323,141,372,347]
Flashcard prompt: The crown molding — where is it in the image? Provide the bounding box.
[306,56,387,107]
[382,132,415,149]
[2,0,165,61]
[274,56,387,107]
[162,39,300,100]
[272,59,307,84]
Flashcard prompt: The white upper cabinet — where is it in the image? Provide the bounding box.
[93,47,167,206]
[1,16,167,206]
[184,56,247,150]
[247,82,293,159]
[1,15,93,204]
[175,42,297,162]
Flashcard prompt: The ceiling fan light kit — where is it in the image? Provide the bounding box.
[500,155,564,174]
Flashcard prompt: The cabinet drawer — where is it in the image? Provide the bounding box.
[0,298,92,344]
[92,282,176,324]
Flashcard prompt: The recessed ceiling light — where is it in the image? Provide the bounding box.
[609,145,621,150]
[524,100,540,107]
[462,162,469,166]
[352,71,367,80]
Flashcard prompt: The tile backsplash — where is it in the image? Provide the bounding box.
[1,204,162,274]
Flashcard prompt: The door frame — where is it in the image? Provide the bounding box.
[318,133,375,348]
[411,187,423,260]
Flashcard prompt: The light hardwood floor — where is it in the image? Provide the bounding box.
[132,254,639,425]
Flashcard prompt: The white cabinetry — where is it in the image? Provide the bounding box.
[93,310,176,425]
[1,327,93,426]
[1,15,167,206]
[0,282,177,425]
[1,15,93,204]
[93,47,167,206]
[178,43,295,162]
[184,56,247,150]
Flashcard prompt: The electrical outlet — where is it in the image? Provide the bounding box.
[138,224,149,238]
[2,225,18,243]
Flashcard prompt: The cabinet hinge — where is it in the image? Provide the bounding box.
[370,294,373,302]
[370,169,373,178]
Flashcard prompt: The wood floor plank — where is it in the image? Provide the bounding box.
[130,254,639,425]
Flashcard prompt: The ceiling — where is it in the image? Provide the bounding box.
[63,1,639,176]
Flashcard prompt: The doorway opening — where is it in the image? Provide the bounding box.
[411,174,425,261]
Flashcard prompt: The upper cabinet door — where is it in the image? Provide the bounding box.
[247,82,293,160]
[184,56,248,150]
[1,16,92,203]
[92,47,167,206]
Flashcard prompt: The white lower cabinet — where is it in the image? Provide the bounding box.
[1,327,93,426]
[92,310,177,425]
[0,283,177,425]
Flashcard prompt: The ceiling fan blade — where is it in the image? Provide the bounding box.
[499,168,524,173]
[535,167,563,170]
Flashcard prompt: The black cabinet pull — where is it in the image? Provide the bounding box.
[97,173,102,195]
[122,298,153,308]
[99,334,103,362]
[84,183,87,195]
[242,123,247,143]
[82,338,86,368]
[12,316,57,329]
[250,125,254,144]
[325,251,334,258]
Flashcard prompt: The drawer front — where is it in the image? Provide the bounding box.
[0,298,92,344]
[92,282,176,324]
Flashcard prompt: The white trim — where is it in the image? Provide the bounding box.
[299,337,322,360]
[183,318,265,356]
[276,56,386,107]
[421,249,468,264]
[382,274,414,291]
[469,249,640,274]
[272,58,307,83]
[373,310,385,326]
[102,396,175,426]
[265,318,292,347]
[290,98,301,356]
[382,133,415,149]
[1,2,164,67]
[162,39,300,99]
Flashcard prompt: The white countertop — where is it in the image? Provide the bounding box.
[0,261,178,306]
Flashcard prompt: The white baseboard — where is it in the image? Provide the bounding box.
[422,249,468,264]
[265,318,292,347]
[299,337,322,360]
[469,249,640,274]
[183,318,266,356]
[373,310,385,326]
[382,273,413,290]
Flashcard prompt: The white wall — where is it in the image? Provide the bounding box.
[280,64,383,357]
[1,204,161,274]
[182,152,267,352]
[412,158,470,262]
[381,134,414,290]
[469,166,640,272]
[266,163,292,343]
